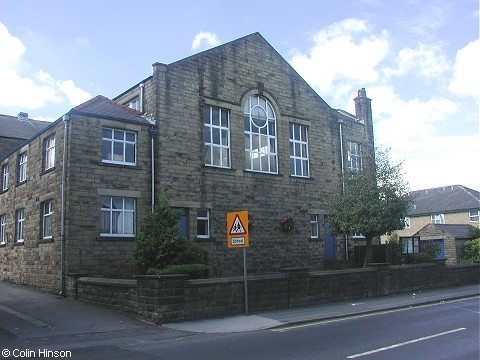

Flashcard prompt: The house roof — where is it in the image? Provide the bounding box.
[71,95,151,125]
[0,113,51,140]
[1,95,153,162]
[408,185,480,216]
[414,223,477,239]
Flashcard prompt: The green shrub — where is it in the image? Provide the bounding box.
[386,232,403,265]
[131,195,209,275]
[404,252,435,264]
[147,264,212,279]
[460,238,480,263]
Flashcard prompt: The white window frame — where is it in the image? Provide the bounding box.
[310,214,319,239]
[100,196,136,237]
[290,123,310,177]
[431,213,445,224]
[42,200,54,239]
[204,106,231,168]
[102,128,137,166]
[1,164,8,191]
[347,141,362,172]
[0,214,6,245]
[244,95,278,174]
[18,153,27,183]
[469,210,479,222]
[404,217,411,229]
[16,209,25,243]
[45,136,56,170]
[125,98,140,111]
[196,209,210,239]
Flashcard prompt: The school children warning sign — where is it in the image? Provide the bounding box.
[227,211,249,248]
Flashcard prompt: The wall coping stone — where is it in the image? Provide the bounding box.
[135,275,189,280]
[77,277,137,287]
[279,267,309,273]
[309,268,376,276]
[186,273,287,287]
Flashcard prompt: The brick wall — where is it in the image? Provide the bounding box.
[65,114,151,278]
[115,33,375,276]
[74,263,480,324]
[0,121,64,294]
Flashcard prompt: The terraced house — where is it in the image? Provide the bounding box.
[0,33,374,296]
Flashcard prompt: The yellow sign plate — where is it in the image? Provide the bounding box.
[227,211,249,248]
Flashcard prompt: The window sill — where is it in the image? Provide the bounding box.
[41,167,55,176]
[290,176,313,183]
[0,189,7,194]
[194,237,216,242]
[243,170,283,179]
[96,236,136,241]
[308,237,323,242]
[38,238,54,244]
[0,243,5,248]
[100,161,139,169]
[16,180,26,186]
[14,242,24,246]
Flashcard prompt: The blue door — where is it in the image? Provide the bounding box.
[434,239,445,259]
[324,222,336,260]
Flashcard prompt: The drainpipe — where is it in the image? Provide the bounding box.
[338,119,348,260]
[338,119,345,192]
[139,83,145,113]
[60,114,70,296]
[148,125,158,212]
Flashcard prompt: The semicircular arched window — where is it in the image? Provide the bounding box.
[244,95,278,173]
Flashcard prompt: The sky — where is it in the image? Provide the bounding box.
[0,0,478,191]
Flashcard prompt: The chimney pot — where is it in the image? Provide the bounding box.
[17,112,29,121]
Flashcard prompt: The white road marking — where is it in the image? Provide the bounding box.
[346,328,466,358]
[271,296,478,333]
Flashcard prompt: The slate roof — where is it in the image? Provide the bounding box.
[433,224,477,239]
[414,224,477,239]
[0,96,153,162]
[71,95,151,125]
[408,185,480,216]
[0,114,51,140]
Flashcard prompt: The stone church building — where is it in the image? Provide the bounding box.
[0,33,374,295]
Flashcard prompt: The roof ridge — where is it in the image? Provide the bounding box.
[73,95,143,116]
[458,185,480,202]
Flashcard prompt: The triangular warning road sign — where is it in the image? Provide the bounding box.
[229,214,246,235]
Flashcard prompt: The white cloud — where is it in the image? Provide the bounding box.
[397,135,480,191]
[291,18,389,98]
[289,18,478,191]
[191,31,221,51]
[75,36,90,47]
[384,43,450,79]
[58,79,92,105]
[448,39,480,100]
[0,22,25,69]
[0,21,91,112]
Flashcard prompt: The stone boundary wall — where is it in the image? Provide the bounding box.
[73,263,480,324]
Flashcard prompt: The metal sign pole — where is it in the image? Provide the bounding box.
[243,247,248,315]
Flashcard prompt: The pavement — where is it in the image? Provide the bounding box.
[0,280,478,341]
[164,284,480,333]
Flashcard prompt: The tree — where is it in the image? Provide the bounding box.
[328,148,411,267]
[131,195,209,275]
[461,238,480,263]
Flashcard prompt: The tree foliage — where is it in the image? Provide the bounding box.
[461,238,480,263]
[328,148,411,267]
[131,195,209,275]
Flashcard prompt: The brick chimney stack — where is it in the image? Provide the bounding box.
[354,88,372,123]
[354,88,375,154]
